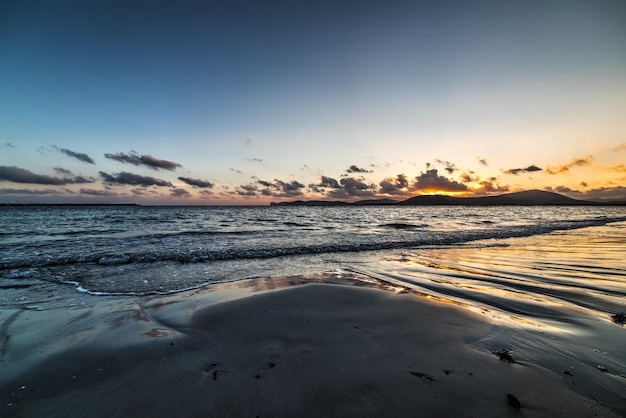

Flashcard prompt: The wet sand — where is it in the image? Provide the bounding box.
[1,278,623,417]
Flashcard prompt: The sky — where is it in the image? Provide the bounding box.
[1,0,625,205]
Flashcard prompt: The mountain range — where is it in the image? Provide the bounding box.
[271,190,625,206]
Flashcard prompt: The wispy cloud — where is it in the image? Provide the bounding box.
[104,151,182,171]
[614,143,626,152]
[178,176,214,188]
[435,159,457,174]
[99,171,173,187]
[0,166,94,185]
[55,146,95,164]
[80,188,120,196]
[502,165,542,175]
[545,155,593,175]
[0,188,62,195]
[346,165,372,174]
[476,156,488,166]
[53,167,72,175]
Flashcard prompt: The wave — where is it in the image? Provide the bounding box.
[2,216,624,270]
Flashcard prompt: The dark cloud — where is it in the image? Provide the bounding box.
[54,167,72,175]
[414,169,467,192]
[170,188,191,198]
[104,151,182,171]
[476,157,488,166]
[308,176,341,193]
[0,166,94,185]
[327,177,377,198]
[545,185,581,194]
[247,158,263,163]
[545,155,593,175]
[379,174,410,195]
[346,165,372,174]
[435,159,457,174]
[472,177,510,195]
[580,186,626,201]
[80,188,120,196]
[236,183,258,196]
[459,172,476,183]
[0,188,61,195]
[178,176,214,188]
[56,147,95,164]
[99,171,172,187]
[230,168,243,174]
[502,165,542,175]
[198,189,214,197]
[252,178,306,198]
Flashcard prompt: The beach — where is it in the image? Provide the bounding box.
[1,277,624,417]
[1,206,625,416]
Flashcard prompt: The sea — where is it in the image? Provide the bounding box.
[1,205,625,321]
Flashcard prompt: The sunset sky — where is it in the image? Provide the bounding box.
[1,0,625,204]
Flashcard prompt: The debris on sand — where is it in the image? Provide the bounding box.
[507,393,521,409]
[611,312,625,325]
[493,348,515,363]
[597,365,608,372]
[409,371,435,381]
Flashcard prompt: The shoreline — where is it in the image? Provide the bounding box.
[1,279,622,417]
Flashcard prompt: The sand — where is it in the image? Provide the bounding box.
[0,279,622,417]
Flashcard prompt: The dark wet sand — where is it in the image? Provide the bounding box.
[1,281,623,417]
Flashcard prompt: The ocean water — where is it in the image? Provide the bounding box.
[1,205,625,324]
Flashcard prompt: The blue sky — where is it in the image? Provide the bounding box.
[1,0,625,204]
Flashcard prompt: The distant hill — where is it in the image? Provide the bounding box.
[271,190,624,206]
[399,190,588,206]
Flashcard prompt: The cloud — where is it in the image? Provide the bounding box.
[379,174,411,195]
[459,172,477,183]
[308,176,341,193]
[580,186,626,201]
[247,158,263,163]
[170,188,191,198]
[244,137,253,145]
[55,146,95,164]
[53,167,72,175]
[327,177,377,199]
[104,151,182,171]
[614,143,626,151]
[476,157,488,166]
[346,165,372,174]
[178,176,214,188]
[502,165,542,175]
[608,164,626,173]
[4,142,15,148]
[0,188,62,195]
[414,169,468,192]
[99,171,173,187]
[230,168,243,174]
[545,155,593,175]
[80,188,120,196]
[236,183,258,196]
[251,177,306,198]
[474,178,509,195]
[435,159,457,174]
[0,166,94,185]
